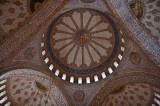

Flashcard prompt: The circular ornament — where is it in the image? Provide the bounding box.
[42,8,125,84]
[129,52,141,65]
[74,90,85,102]
[24,47,36,60]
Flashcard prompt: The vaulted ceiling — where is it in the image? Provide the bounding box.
[0,0,160,106]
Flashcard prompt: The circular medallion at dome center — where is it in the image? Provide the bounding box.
[48,9,117,72]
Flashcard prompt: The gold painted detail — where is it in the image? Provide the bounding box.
[111,86,125,94]
[129,52,141,65]
[130,2,143,19]
[75,29,90,45]
[35,81,47,92]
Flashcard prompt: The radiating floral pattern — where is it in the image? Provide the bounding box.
[43,8,124,83]
[50,9,114,70]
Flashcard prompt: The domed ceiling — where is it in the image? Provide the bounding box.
[0,0,160,106]
[91,83,160,106]
[0,69,69,106]
[42,8,125,84]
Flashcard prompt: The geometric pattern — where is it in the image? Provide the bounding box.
[41,8,125,84]
[92,83,160,106]
[128,0,160,43]
[0,69,69,106]
[103,0,160,64]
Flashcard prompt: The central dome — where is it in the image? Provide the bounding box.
[49,8,115,70]
[42,8,125,84]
